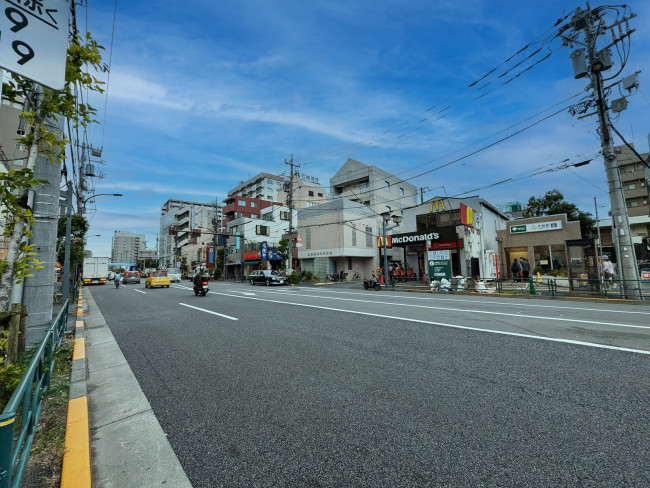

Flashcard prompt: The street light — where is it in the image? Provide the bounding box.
[381,212,403,289]
[81,193,123,212]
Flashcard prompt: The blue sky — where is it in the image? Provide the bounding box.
[80,1,650,256]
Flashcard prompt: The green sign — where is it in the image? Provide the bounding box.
[510,225,527,234]
[428,250,452,280]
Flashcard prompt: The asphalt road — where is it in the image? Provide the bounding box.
[90,281,650,487]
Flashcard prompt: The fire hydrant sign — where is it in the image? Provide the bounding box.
[428,250,451,280]
[0,0,70,90]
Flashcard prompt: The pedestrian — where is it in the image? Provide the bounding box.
[114,271,121,288]
[511,259,522,283]
[520,257,530,279]
[388,264,395,285]
[601,255,615,282]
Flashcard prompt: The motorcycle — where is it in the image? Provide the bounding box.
[193,278,209,296]
[363,274,381,291]
[327,271,348,282]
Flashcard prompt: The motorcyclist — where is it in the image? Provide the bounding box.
[193,267,208,287]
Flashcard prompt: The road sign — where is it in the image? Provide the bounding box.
[0,0,70,89]
[427,250,451,280]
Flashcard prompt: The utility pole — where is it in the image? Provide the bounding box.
[285,155,300,272]
[565,5,642,299]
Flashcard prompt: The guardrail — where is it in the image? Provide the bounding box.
[493,277,648,300]
[0,295,72,488]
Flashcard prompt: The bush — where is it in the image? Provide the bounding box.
[287,273,300,285]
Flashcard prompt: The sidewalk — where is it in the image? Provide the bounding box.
[68,287,192,488]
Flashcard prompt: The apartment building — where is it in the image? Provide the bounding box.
[159,199,219,267]
[111,231,145,263]
[614,143,649,246]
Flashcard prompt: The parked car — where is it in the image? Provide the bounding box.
[249,270,288,286]
[122,270,141,284]
[145,270,170,288]
[167,267,182,283]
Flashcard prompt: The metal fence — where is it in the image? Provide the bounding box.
[0,295,73,488]
[494,277,650,300]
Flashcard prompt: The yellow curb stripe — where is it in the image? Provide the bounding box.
[73,338,85,361]
[75,320,84,328]
[76,309,83,316]
[61,396,91,488]
[77,301,83,307]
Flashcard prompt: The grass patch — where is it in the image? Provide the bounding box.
[23,338,74,488]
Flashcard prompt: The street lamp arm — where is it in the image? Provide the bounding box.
[82,193,123,205]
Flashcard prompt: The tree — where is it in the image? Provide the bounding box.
[278,238,290,271]
[56,215,89,273]
[523,189,596,238]
[0,31,107,312]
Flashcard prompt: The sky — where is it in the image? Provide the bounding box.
[79,1,650,257]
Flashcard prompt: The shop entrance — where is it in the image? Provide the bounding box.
[506,247,528,277]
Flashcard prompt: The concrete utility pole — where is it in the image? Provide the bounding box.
[566,5,642,299]
[285,155,300,272]
[22,113,64,339]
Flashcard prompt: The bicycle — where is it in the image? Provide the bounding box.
[352,271,361,280]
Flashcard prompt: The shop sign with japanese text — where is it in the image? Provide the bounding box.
[510,220,563,234]
[427,250,451,280]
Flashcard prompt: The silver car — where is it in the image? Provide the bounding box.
[249,270,288,286]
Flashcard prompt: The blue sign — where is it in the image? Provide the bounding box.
[261,241,268,260]
[267,249,280,260]
[209,248,214,263]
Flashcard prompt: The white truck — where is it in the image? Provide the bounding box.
[82,257,110,285]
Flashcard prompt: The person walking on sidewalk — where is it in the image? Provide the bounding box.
[520,257,530,279]
[511,259,522,283]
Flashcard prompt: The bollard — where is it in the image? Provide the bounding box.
[529,278,536,295]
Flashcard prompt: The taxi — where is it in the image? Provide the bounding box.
[145,269,170,288]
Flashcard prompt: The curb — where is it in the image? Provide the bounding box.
[61,291,91,488]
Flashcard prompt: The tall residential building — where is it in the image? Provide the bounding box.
[228,172,328,211]
[111,231,145,263]
[614,143,649,247]
[159,199,219,267]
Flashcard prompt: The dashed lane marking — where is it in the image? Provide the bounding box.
[178,303,238,321]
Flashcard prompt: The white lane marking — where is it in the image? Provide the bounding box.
[134,289,147,294]
[208,292,650,355]
[179,302,238,321]
[231,291,256,296]
[296,288,650,316]
[239,289,650,330]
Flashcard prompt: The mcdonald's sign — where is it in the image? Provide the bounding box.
[377,235,392,248]
[430,200,445,212]
[460,203,475,227]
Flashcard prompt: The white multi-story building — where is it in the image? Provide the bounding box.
[111,231,145,264]
[229,172,328,209]
[159,199,220,267]
[223,204,296,279]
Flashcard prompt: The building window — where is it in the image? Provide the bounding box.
[262,212,273,221]
[366,226,373,247]
[385,181,390,191]
[628,200,639,208]
[250,201,258,208]
[280,211,289,220]
[318,193,323,197]
[359,179,369,190]
[625,183,636,190]
[238,200,246,206]
[399,187,404,197]
[351,224,357,247]
[256,225,270,236]
[308,191,314,196]
[305,227,311,249]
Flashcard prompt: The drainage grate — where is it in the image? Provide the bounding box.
[85,324,105,330]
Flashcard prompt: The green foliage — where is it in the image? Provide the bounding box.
[300,270,314,281]
[287,273,300,285]
[278,239,290,261]
[214,267,222,279]
[56,215,88,270]
[523,189,596,238]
